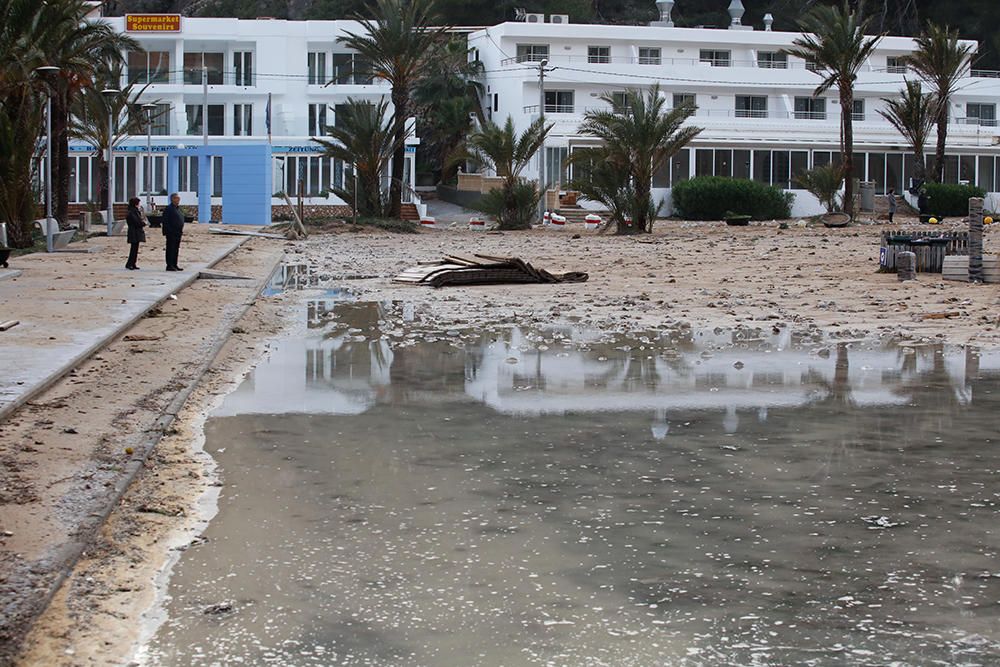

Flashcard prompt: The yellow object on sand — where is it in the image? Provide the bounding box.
[985,216,994,225]
[928,217,938,224]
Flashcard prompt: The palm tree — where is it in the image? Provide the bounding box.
[878,79,937,183]
[313,98,401,218]
[69,68,151,210]
[412,36,485,184]
[569,85,701,234]
[338,0,447,218]
[903,24,974,183]
[783,1,883,219]
[457,116,551,230]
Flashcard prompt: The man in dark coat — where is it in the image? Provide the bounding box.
[162,192,184,271]
[125,197,146,270]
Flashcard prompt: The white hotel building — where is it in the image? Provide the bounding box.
[469,6,1000,215]
[72,6,1000,219]
[69,15,418,214]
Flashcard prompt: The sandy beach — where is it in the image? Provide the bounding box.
[10,217,1000,665]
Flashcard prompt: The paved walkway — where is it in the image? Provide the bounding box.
[0,227,250,420]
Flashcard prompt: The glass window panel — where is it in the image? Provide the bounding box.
[638,47,660,65]
[791,151,808,187]
[331,53,352,84]
[886,153,903,193]
[977,156,994,191]
[212,156,222,197]
[714,149,732,177]
[149,52,170,83]
[733,150,750,179]
[310,157,322,195]
[960,155,976,184]
[695,149,713,177]
[516,44,549,63]
[869,152,885,193]
[234,51,253,86]
[127,51,147,83]
[587,46,610,64]
[670,149,690,186]
[772,151,790,188]
[207,105,224,135]
[943,155,959,183]
[752,150,771,183]
[813,151,831,168]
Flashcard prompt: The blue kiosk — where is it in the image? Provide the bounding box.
[165,143,272,226]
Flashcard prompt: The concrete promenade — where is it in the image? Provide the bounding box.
[0,227,249,421]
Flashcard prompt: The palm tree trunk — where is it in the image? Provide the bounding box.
[841,89,855,219]
[913,143,925,182]
[933,109,948,183]
[389,90,407,219]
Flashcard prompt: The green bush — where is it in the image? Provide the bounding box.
[922,183,986,216]
[671,176,794,221]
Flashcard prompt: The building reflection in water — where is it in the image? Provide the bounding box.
[216,303,1000,435]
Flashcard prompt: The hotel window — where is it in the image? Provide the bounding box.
[133,103,171,135]
[177,156,199,192]
[852,99,865,121]
[588,46,610,64]
[308,52,327,85]
[700,49,730,67]
[967,103,997,126]
[113,155,138,203]
[805,60,819,72]
[735,95,767,118]
[794,97,826,120]
[638,47,661,65]
[183,52,224,85]
[886,56,907,74]
[308,103,328,136]
[141,155,166,196]
[516,44,549,63]
[186,104,224,135]
[331,53,374,84]
[127,51,170,84]
[544,90,574,113]
[611,91,629,111]
[757,51,787,69]
[68,155,99,203]
[234,104,253,136]
[234,51,253,86]
[673,93,696,109]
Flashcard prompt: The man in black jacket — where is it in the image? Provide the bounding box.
[162,193,184,271]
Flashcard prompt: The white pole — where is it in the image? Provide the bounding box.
[145,106,153,210]
[202,65,208,146]
[538,59,548,220]
[45,92,54,252]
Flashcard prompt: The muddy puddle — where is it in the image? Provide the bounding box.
[139,298,1000,666]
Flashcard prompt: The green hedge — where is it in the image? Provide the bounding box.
[671,176,794,221]
[922,183,986,216]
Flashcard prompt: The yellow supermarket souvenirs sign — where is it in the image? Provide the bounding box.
[126,14,181,32]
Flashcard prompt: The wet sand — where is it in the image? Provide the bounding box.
[12,217,1000,665]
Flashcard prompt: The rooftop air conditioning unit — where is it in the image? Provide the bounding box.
[525,12,545,23]
[549,14,570,23]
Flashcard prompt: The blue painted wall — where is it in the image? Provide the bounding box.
[165,144,272,226]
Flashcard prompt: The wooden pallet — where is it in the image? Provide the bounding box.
[941,255,1000,283]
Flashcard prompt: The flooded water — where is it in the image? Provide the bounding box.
[141,298,1000,666]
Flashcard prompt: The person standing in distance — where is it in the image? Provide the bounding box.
[124,197,146,270]
[887,188,897,224]
[163,192,184,271]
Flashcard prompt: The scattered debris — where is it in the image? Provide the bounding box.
[920,311,961,320]
[393,254,588,288]
[0,320,19,331]
[123,334,162,342]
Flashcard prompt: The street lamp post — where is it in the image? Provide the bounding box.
[35,66,60,252]
[143,103,157,211]
[101,88,121,236]
[537,58,548,223]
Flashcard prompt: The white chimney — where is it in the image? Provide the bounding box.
[728,0,753,30]
[651,0,675,27]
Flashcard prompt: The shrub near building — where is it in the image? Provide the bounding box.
[922,183,986,216]
[671,176,794,221]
